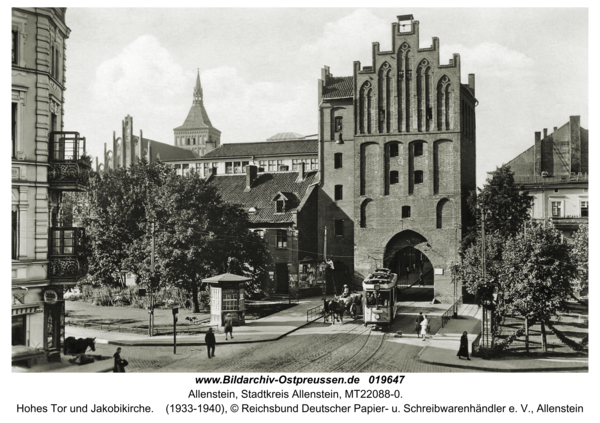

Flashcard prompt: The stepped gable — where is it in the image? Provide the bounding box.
[202,139,318,159]
[322,76,353,99]
[206,171,318,223]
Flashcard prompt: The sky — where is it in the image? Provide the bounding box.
[61,7,589,187]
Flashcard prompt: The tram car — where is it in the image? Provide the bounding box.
[362,268,398,327]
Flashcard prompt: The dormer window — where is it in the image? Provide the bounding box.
[276,200,284,213]
[248,207,257,215]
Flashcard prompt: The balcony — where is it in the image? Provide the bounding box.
[48,132,91,191]
[48,227,88,283]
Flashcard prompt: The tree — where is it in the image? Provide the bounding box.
[151,169,270,312]
[570,224,588,296]
[499,222,575,351]
[79,161,270,313]
[462,164,533,251]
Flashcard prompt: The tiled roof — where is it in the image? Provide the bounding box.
[322,76,353,99]
[206,171,318,223]
[173,103,215,131]
[203,139,318,159]
[134,136,197,160]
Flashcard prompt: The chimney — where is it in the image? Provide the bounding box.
[543,128,547,138]
[534,131,542,175]
[298,162,306,182]
[468,74,475,95]
[553,126,557,132]
[570,116,581,173]
[245,165,258,191]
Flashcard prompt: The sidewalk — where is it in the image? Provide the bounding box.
[418,305,589,372]
[66,296,325,347]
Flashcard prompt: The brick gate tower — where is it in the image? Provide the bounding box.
[318,15,477,303]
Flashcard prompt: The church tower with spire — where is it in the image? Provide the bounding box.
[173,70,221,157]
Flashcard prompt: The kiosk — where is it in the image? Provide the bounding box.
[202,273,249,327]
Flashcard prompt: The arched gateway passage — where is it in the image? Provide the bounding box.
[383,230,435,300]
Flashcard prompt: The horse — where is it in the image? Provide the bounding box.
[328,297,344,324]
[64,337,96,355]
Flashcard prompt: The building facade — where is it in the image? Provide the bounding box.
[503,116,588,239]
[173,71,221,158]
[12,7,89,365]
[318,15,477,302]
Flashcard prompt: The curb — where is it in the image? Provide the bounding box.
[416,357,589,373]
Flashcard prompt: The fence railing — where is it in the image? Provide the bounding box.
[441,296,463,328]
[307,304,329,322]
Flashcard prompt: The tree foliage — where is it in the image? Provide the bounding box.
[78,160,270,312]
[462,164,533,251]
[570,224,588,295]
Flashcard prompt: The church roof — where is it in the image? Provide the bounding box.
[133,136,197,160]
[173,103,214,131]
[322,76,353,99]
[202,139,318,159]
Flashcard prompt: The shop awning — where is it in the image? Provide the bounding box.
[12,304,41,316]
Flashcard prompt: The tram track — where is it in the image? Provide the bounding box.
[332,330,388,373]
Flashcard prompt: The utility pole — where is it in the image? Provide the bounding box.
[149,221,155,337]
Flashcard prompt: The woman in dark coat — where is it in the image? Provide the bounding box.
[113,347,126,372]
[457,331,470,360]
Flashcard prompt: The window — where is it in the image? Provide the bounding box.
[277,160,284,171]
[581,201,588,217]
[414,143,423,156]
[182,164,190,176]
[12,30,18,64]
[234,161,242,174]
[187,138,191,145]
[292,159,301,171]
[277,230,288,248]
[268,160,277,172]
[414,170,423,184]
[223,292,239,310]
[334,153,342,169]
[276,200,284,213]
[52,229,75,255]
[426,107,433,120]
[241,161,249,173]
[257,161,266,172]
[402,206,411,219]
[12,102,18,158]
[311,158,319,170]
[226,162,233,174]
[379,109,386,122]
[335,116,343,132]
[389,143,399,157]
[50,112,57,139]
[390,171,399,184]
[551,201,562,218]
[12,315,26,346]
[12,208,18,260]
[254,230,264,238]
[334,185,343,201]
[334,219,344,236]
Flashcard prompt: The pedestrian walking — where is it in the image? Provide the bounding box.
[419,270,424,287]
[205,327,216,358]
[113,347,127,373]
[224,313,234,340]
[420,315,429,341]
[415,312,424,338]
[457,331,471,360]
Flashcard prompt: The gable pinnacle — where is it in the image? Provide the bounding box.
[193,69,203,104]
